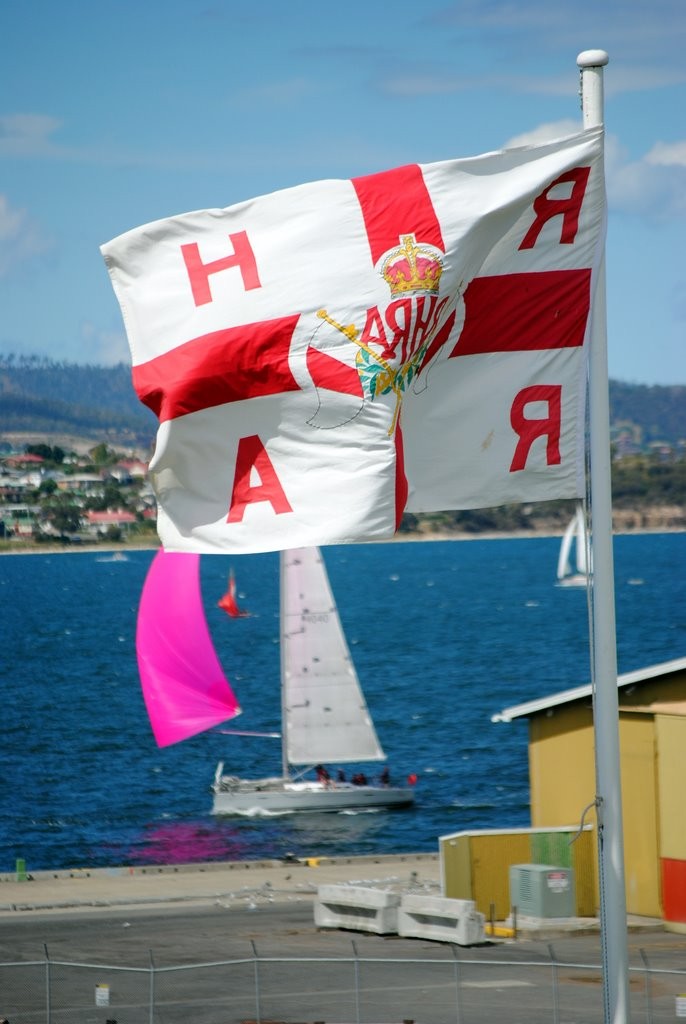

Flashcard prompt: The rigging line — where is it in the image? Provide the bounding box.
[583,356,612,994]
[214,729,281,738]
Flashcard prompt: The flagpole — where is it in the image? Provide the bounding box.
[577,49,630,1024]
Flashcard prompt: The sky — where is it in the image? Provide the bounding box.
[1,0,685,387]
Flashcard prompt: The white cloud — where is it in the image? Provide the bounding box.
[79,322,130,366]
[646,141,686,167]
[503,120,582,147]
[0,113,63,156]
[604,135,686,218]
[0,194,52,277]
[503,124,686,220]
[228,77,314,108]
[380,71,573,98]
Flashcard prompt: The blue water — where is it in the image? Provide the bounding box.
[1,534,684,873]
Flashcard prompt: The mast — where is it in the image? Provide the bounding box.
[577,49,630,1024]
[279,549,289,779]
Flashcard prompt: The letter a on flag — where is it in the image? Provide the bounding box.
[101,127,605,555]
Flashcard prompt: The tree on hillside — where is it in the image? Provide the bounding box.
[40,495,82,537]
[89,443,116,465]
[27,443,65,464]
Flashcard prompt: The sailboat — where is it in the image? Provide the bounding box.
[556,503,591,588]
[217,568,250,618]
[211,547,416,814]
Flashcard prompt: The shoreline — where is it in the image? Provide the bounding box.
[1,526,684,556]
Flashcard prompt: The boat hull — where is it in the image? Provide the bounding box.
[556,573,588,588]
[211,778,415,815]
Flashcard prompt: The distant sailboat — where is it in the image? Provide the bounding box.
[218,568,250,618]
[211,547,415,814]
[135,547,414,813]
[556,503,591,588]
[136,550,241,746]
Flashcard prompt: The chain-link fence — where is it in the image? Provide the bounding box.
[3,944,686,1024]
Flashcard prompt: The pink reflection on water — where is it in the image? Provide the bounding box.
[130,821,251,865]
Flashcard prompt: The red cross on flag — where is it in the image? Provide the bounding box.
[101,126,605,555]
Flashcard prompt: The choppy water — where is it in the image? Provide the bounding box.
[1,534,684,873]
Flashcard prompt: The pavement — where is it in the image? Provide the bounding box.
[0,852,442,917]
[2,854,681,1024]
[0,852,666,939]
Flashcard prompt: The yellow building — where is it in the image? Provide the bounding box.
[493,655,686,927]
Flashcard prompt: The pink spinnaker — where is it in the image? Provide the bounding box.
[136,549,241,747]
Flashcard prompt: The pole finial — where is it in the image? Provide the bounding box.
[577,49,609,68]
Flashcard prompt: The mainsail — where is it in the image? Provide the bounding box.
[556,503,590,583]
[137,549,241,747]
[280,547,385,767]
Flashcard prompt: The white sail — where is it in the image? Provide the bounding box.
[556,503,591,585]
[556,515,577,580]
[281,547,385,766]
[212,546,414,813]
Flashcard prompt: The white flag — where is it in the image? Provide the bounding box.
[101,127,605,554]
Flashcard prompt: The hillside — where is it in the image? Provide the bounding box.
[0,357,156,449]
[0,357,684,535]
[609,380,686,451]
[0,356,684,453]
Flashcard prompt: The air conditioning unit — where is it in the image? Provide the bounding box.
[509,864,575,918]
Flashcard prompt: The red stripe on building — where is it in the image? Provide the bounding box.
[133,316,301,423]
[661,858,686,923]
[451,269,591,357]
[352,164,444,266]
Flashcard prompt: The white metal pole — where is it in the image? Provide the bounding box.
[577,49,630,1024]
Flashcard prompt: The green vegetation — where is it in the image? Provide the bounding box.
[609,380,686,446]
[1,356,684,455]
[0,356,156,445]
[0,356,684,541]
[611,454,686,507]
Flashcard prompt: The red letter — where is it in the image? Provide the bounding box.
[181,231,261,306]
[359,306,388,353]
[383,299,412,362]
[509,385,562,471]
[518,167,591,250]
[227,435,293,522]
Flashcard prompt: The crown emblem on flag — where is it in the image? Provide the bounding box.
[380,234,444,296]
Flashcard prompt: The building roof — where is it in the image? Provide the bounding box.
[492,655,686,723]
[85,509,137,525]
[4,453,45,465]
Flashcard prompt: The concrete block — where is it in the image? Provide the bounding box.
[398,893,486,945]
[314,885,400,934]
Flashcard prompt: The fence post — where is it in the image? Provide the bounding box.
[639,948,653,1024]
[149,950,155,1024]
[450,945,463,1024]
[548,943,560,1024]
[250,939,261,1024]
[44,943,51,1024]
[351,940,361,1024]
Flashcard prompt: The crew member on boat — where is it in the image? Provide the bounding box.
[316,764,331,786]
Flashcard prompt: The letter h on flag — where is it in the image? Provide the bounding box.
[101,126,605,555]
